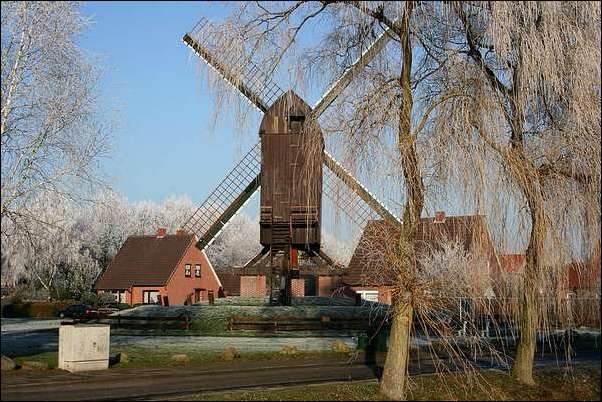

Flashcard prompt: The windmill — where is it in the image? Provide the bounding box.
[181,17,401,305]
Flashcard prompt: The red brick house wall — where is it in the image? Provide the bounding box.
[240,275,266,297]
[123,249,220,305]
[164,248,221,305]
[351,286,393,304]
[291,279,305,297]
[95,230,222,306]
[130,286,165,305]
[317,276,341,297]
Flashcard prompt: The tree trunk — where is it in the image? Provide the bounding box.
[512,170,546,385]
[380,297,414,400]
[513,281,537,385]
[379,3,423,399]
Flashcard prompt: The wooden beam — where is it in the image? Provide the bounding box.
[313,25,393,117]
[242,246,270,270]
[323,151,401,227]
[196,175,261,250]
[183,33,268,113]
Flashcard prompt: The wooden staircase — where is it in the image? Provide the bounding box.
[269,221,291,305]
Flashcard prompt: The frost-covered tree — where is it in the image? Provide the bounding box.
[205,213,261,270]
[0,189,267,295]
[1,1,111,239]
[1,191,99,299]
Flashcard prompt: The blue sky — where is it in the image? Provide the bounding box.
[80,1,258,204]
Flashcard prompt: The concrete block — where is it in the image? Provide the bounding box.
[58,324,110,372]
[1,355,16,371]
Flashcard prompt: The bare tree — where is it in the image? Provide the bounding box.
[436,1,601,384]
[183,0,599,398]
[1,1,111,240]
[201,2,482,399]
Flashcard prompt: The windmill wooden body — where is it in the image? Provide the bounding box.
[181,17,401,305]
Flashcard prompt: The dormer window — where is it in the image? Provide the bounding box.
[288,115,305,132]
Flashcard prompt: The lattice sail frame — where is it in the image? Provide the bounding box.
[181,143,261,250]
[182,16,400,251]
[184,17,285,113]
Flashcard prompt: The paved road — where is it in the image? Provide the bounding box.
[1,318,63,333]
[1,359,372,401]
[2,353,599,401]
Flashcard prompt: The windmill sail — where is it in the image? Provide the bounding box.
[183,17,285,113]
[181,143,261,250]
[313,27,393,118]
[182,16,399,251]
[323,151,400,227]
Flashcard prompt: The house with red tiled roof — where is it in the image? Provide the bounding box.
[344,212,502,304]
[94,228,222,306]
[500,248,600,296]
[499,254,526,274]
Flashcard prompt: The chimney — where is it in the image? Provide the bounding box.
[434,211,446,223]
[156,228,167,238]
[175,228,187,236]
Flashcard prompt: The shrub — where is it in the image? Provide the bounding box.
[1,300,75,318]
[331,340,351,353]
[79,291,119,308]
[80,291,99,306]
[280,345,299,355]
[222,347,239,361]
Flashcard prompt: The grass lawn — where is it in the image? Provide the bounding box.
[11,352,59,369]
[109,349,349,369]
[172,365,601,401]
[8,349,350,371]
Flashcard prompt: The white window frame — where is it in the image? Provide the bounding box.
[194,264,201,278]
[357,290,379,302]
[143,290,160,304]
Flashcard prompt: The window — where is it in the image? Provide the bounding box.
[195,264,201,278]
[111,290,127,303]
[357,290,379,303]
[143,290,160,304]
[185,264,191,277]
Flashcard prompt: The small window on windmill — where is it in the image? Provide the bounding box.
[287,114,305,132]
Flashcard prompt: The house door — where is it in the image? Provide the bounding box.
[194,289,201,303]
[163,296,169,307]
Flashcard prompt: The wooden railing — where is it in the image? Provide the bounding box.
[228,315,386,332]
[98,313,193,330]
